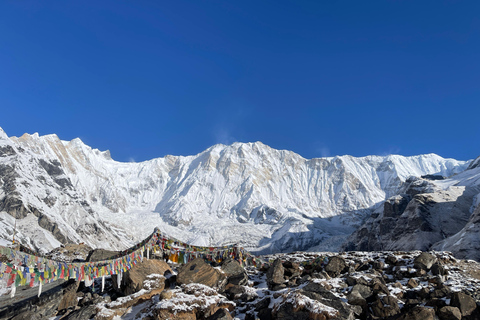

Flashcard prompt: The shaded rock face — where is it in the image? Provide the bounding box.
[450,292,477,317]
[221,258,248,286]
[63,304,96,320]
[433,200,480,261]
[57,279,80,311]
[371,295,401,318]
[347,284,372,306]
[266,259,285,290]
[86,248,120,262]
[398,306,436,320]
[438,306,462,320]
[177,258,227,289]
[344,176,478,255]
[324,256,346,277]
[207,308,233,320]
[413,252,437,270]
[112,259,171,295]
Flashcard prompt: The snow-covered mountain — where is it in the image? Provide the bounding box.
[0,127,472,255]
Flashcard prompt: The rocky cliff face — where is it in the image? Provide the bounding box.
[344,163,480,260]
[0,127,473,255]
[432,165,480,261]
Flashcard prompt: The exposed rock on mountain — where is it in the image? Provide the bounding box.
[432,165,480,261]
[345,162,480,260]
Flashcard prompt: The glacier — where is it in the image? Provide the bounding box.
[0,127,471,254]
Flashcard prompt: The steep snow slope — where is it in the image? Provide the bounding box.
[0,127,471,253]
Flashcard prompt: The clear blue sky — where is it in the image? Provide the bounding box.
[1,1,479,162]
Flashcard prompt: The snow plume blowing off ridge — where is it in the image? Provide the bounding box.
[0,126,471,254]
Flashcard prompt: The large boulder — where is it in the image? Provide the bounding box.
[58,279,81,311]
[221,258,248,286]
[272,291,340,320]
[438,306,462,320]
[96,274,167,319]
[450,292,477,317]
[266,259,285,290]
[112,259,171,295]
[207,308,233,320]
[300,282,359,319]
[154,283,235,320]
[324,256,346,277]
[347,284,372,306]
[10,311,42,320]
[397,306,435,320]
[64,305,97,320]
[87,249,119,262]
[370,295,401,318]
[413,252,437,271]
[177,258,227,289]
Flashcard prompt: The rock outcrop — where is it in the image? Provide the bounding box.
[177,258,227,289]
[112,259,171,295]
[344,176,479,257]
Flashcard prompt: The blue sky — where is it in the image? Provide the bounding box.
[1,1,479,162]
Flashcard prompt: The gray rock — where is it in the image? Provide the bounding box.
[324,256,346,277]
[266,259,285,289]
[255,296,271,311]
[221,258,248,286]
[177,258,226,290]
[438,306,462,320]
[86,248,119,262]
[347,284,372,305]
[397,306,435,320]
[224,284,254,301]
[407,278,419,288]
[431,262,447,276]
[413,252,437,270]
[207,308,233,320]
[57,279,80,311]
[257,308,272,320]
[370,295,401,318]
[373,260,385,270]
[64,304,96,320]
[113,259,171,295]
[300,282,357,320]
[450,292,477,317]
[10,311,43,320]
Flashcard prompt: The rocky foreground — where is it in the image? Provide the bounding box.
[3,250,480,320]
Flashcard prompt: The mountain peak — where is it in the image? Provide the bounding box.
[0,127,9,140]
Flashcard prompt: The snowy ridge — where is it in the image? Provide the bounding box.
[0,127,471,254]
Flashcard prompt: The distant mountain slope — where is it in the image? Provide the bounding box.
[0,127,471,254]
